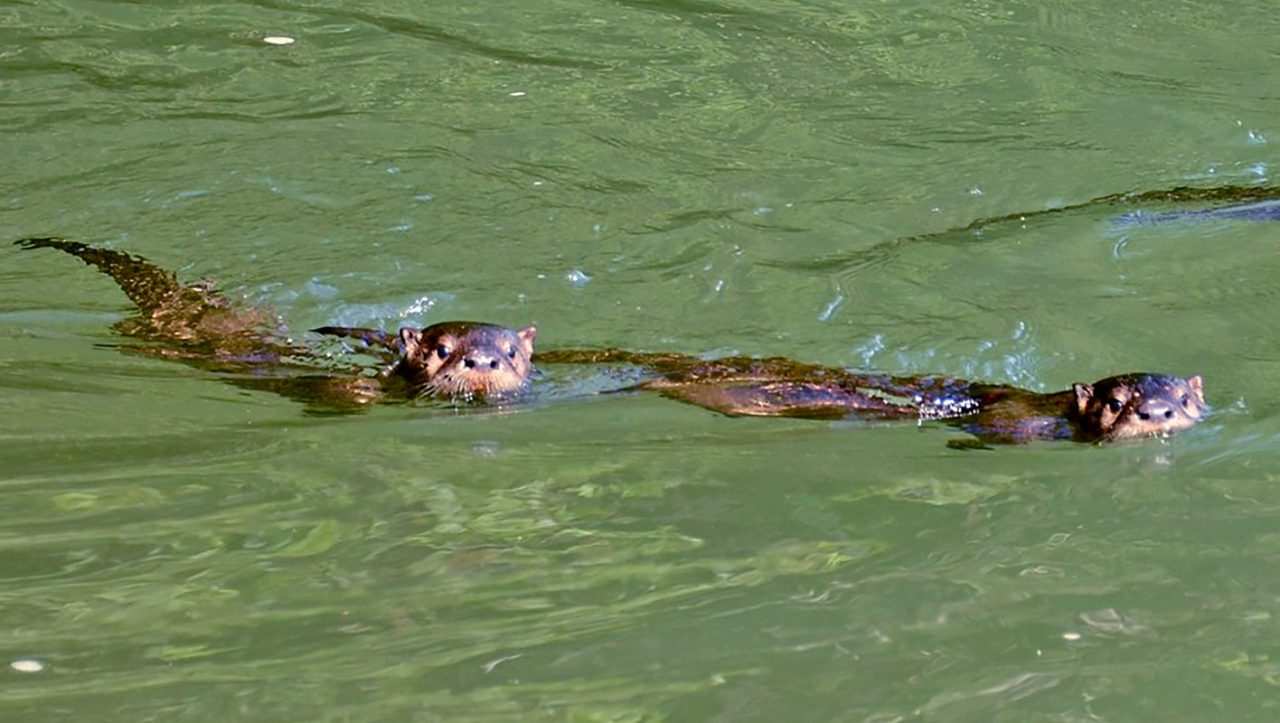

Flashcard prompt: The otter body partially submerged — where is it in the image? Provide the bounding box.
[535,349,1207,445]
[14,237,1209,439]
[314,322,536,402]
[15,238,537,407]
[15,237,299,364]
[950,372,1206,444]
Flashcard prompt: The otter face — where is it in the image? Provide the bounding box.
[1072,373,1206,441]
[397,322,537,402]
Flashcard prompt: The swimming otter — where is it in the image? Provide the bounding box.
[945,372,1205,444]
[314,322,536,402]
[14,237,536,405]
[534,348,1207,445]
[14,237,300,363]
[14,237,1209,437]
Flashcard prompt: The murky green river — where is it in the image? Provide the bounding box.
[3,1,1280,720]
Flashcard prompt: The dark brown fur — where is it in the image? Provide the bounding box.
[952,373,1205,444]
[314,322,536,401]
[535,348,1207,445]
[14,237,1210,434]
[15,237,300,364]
[15,238,537,408]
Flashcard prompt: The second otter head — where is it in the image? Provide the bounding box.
[1071,373,1206,442]
[397,321,537,402]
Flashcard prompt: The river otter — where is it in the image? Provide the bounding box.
[534,349,1207,445]
[14,237,300,363]
[313,322,536,402]
[14,237,536,405]
[943,372,1205,444]
[13,237,1209,437]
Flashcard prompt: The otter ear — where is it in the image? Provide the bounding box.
[516,325,537,356]
[1186,375,1204,404]
[1072,383,1094,416]
[398,327,424,357]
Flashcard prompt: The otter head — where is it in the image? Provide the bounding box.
[1071,373,1206,442]
[396,322,537,402]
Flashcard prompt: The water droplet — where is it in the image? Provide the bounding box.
[403,296,437,316]
[565,269,591,288]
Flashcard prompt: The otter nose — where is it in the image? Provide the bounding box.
[1137,400,1174,421]
[462,354,500,371]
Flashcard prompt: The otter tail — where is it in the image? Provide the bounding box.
[312,326,399,352]
[15,237,185,314]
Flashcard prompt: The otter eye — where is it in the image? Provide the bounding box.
[506,347,517,359]
[1106,399,1123,413]
[1180,393,1190,407]
[436,345,450,360]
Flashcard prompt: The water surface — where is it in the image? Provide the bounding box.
[3,1,1280,720]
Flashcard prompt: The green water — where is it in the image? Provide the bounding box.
[3,1,1280,720]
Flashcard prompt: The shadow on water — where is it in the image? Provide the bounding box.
[772,184,1280,274]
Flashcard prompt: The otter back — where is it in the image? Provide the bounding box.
[16,238,538,408]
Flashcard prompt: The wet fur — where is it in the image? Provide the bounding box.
[313,322,537,402]
[16,238,536,408]
[13,237,1210,433]
[535,349,1207,445]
